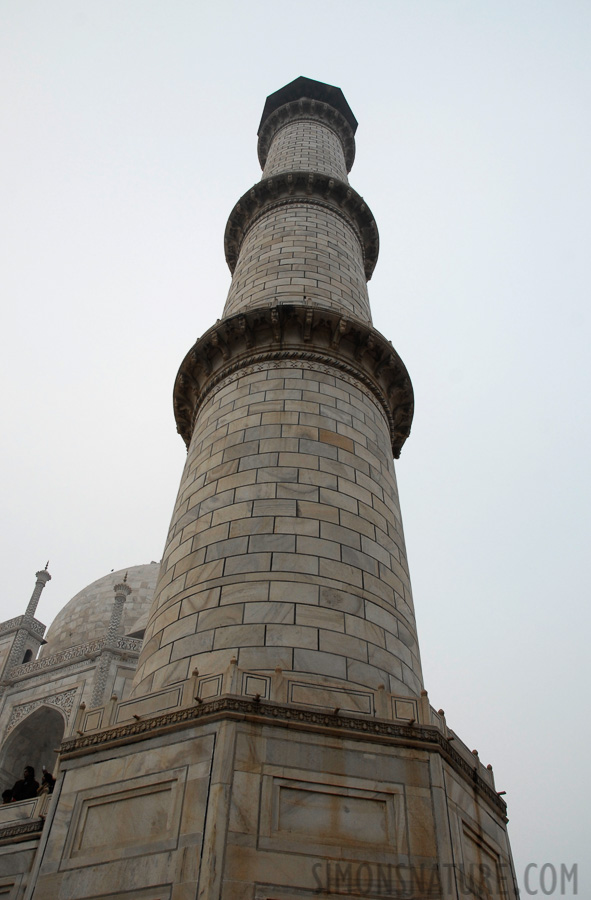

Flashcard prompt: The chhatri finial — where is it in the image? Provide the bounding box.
[45,561,49,570]
[123,571,128,583]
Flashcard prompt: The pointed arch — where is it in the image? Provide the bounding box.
[0,705,65,790]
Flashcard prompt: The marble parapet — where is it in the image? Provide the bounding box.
[7,636,143,682]
[62,660,504,819]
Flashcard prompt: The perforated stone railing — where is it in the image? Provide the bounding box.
[8,635,143,679]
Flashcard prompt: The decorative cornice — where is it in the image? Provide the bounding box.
[173,304,413,458]
[224,172,378,280]
[60,695,506,818]
[257,97,356,172]
[0,819,43,843]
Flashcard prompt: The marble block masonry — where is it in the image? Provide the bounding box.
[0,78,518,900]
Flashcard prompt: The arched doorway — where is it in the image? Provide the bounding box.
[0,706,65,791]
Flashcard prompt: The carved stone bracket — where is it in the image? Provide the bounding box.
[224,172,379,280]
[257,97,356,172]
[173,303,413,458]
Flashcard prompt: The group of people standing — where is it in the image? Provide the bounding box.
[2,766,55,803]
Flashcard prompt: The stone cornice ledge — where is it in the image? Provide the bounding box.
[224,171,378,280]
[257,98,356,172]
[0,819,44,844]
[173,303,413,458]
[59,695,507,819]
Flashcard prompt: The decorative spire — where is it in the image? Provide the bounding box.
[90,578,133,708]
[106,580,132,644]
[24,565,52,620]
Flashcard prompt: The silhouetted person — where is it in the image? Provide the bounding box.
[37,771,56,795]
[11,766,39,801]
[2,789,12,804]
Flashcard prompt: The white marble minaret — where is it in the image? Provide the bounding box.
[132,77,422,706]
[29,79,518,900]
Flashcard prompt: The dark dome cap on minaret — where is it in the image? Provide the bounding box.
[258,76,358,135]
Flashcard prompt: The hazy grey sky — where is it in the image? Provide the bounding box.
[1,2,589,892]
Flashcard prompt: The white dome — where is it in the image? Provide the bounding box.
[40,562,159,657]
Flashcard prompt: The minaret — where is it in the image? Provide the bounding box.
[132,77,421,702]
[89,576,132,707]
[39,80,517,900]
[0,565,50,681]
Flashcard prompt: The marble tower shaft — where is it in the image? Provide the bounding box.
[132,77,422,700]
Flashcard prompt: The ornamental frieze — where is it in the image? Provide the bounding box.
[173,303,413,457]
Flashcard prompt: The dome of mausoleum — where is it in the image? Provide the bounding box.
[39,562,159,658]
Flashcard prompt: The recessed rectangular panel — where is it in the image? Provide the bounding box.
[462,824,506,899]
[75,888,172,900]
[83,709,103,731]
[74,781,174,854]
[242,673,270,699]
[115,686,183,723]
[62,767,186,867]
[258,772,407,859]
[0,798,36,825]
[393,699,417,721]
[288,681,373,715]
[277,784,388,844]
[198,673,222,699]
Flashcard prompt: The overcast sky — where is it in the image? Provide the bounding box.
[1,1,590,893]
